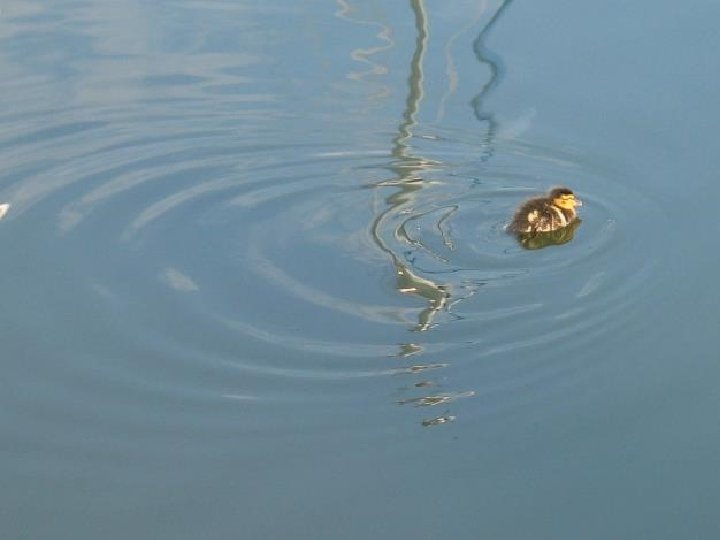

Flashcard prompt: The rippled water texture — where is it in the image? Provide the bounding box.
[2,1,720,539]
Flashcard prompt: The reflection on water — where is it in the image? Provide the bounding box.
[370,0,477,426]
[366,0,522,426]
[471,0,514,161]
[335,0,394,103]
[515,218,582,250]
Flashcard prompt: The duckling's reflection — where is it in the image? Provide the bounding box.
[515,218,582,250]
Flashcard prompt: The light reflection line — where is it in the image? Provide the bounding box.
[335,0,395,103]
[367,0,477,426]
[436,0,490,122]
[370,0,449,335]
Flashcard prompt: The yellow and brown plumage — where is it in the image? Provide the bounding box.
[507,187,583,234]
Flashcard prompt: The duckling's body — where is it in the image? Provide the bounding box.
[507,187,582,234]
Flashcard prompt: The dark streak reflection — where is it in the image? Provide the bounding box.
[471,0,514,162]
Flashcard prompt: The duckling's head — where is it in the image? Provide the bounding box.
[549,187,582,210]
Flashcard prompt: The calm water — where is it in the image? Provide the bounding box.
[2,1,719,538]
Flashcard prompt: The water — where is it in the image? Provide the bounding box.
[1,1,719,538]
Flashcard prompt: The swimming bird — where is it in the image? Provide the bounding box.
[507,187,582,234]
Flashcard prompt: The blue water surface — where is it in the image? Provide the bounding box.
[1,1,719,539]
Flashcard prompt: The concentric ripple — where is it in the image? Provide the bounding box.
[2,109,669,447]
[0,85,669,456]
[366,127,669,418]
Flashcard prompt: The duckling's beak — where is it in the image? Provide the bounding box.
[574,198,583,207]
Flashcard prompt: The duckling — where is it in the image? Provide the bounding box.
[507,187,582,234]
